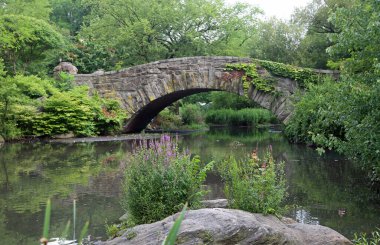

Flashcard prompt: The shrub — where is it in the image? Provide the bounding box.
[25,86,98,136]
[93,94,127,135]
[353,228,380,245]
[210,91,257,110]
[18,86,126,137]
[219,147,286,215]
[285,78,345,148]
[286,78,380,180]
[206,108,276,126]
[180,103,204,125]
[0,75,57,139]
[152,108,183,129]
[121,135,213,224]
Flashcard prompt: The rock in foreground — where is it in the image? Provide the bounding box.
[99,208,352,245]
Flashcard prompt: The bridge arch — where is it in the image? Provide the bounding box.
[74,56,335,133]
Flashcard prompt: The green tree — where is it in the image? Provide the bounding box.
[49,0,89,35]
[0,15,66,75]
[248,17,302,64]
[290,0,350,68]
[327,0,379,82]
[210,91,257,110]
[0,58,6,77]
[78,0,260,71]
[0,0,51,20]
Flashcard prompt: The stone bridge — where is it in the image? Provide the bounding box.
[73,56,337,133]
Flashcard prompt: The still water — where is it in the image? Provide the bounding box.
[0,127,379,244]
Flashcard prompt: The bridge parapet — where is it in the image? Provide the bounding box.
[73,56,337,133]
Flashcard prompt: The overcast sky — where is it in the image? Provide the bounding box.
[225,0,311,20]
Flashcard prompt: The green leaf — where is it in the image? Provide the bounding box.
[42,198,51,239]
[162,203,187,245]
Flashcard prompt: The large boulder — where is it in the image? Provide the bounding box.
[53,62,78,76]
[99,208,352,245]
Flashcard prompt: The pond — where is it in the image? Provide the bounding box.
[0,127,379,244]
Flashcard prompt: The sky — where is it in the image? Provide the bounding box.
[225,0,311,20]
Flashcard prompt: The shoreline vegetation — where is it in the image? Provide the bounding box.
[0,0,379,243]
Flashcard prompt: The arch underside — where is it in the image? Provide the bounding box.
[124,88,222,133]
[123,86,293,133]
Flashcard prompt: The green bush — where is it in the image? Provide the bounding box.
[353,228,380,245]
[0,74,126,139]
[286,78,380,180]
[121,135,213,224]
[0,75,56,139]
[27,86,98,136]
[285,79,345,148]
[24,87,126,137]
[53,72,74,92]
[153,108,183,129]
[218,148,286,215]
[206,108,276,126]
[180,103,204,125]
[210,91,257,110]
[94,95,127,135]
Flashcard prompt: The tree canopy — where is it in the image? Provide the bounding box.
[0,15,65,75]
[76,0,259,71]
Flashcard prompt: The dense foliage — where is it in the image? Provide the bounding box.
[0,15,65,75]
[219,148,286,215]
[0,75,126,139]
[286,0,380,181]
[74,0,259,72]
[225,63,274,93]
[121,135,213,224]
[353,228,380,245]
[206,108,276,126]
[209,91,257,110]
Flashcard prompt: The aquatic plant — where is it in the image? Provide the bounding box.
[353,228,380,245]
[39,199,89,245]
[219,146,286,215]
[121,135,213,225]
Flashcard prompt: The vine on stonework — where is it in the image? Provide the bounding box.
[257,60,323,87]
[224,60,323,95]
[225,63,274,95]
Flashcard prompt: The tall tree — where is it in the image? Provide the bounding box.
[290,0,351,68]
[0,0,51,20]
[0,15,66,75]
[49,0,89,35]
[76,0,259,71]
[328,0,379,82]
[248,17,302,65]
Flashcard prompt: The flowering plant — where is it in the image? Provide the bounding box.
[219,146,286,215]
[122,135,213,224]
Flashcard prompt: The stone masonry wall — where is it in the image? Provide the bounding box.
[74,56,312,132]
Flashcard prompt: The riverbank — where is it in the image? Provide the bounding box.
[0,127,379,243]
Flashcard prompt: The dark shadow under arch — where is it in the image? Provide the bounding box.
[124,88,223,133]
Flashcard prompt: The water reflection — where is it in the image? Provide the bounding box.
[292,209,320,225]
[0,127,379,244]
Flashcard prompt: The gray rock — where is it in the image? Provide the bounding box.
[99,208,352,245]
[118,199,228,222]
[54,62,78,75]
[92,69,105,75]
[201,199,228,208]
[52,132,75,139]
[0,135,4,143]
